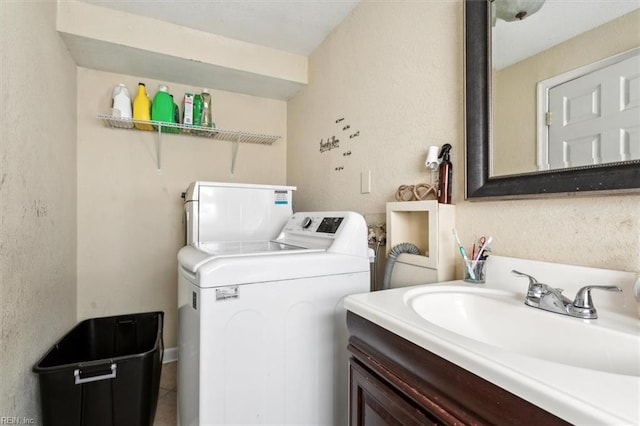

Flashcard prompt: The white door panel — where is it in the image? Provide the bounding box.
[543,50,640,169]
[621,72,640,111]
[562,84,601,126]
[623,126,640,161]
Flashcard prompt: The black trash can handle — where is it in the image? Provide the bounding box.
[74,363,117,385]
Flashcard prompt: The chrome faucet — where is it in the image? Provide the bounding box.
[511,270,622,319]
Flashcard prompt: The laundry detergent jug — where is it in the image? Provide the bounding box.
[111,84,133,128]
[151,85,174,133]
[133,83,153,131]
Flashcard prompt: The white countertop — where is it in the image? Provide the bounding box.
[345,255,640,425]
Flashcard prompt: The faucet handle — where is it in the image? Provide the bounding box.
[511,270,543,296]
[573,285,622,309]
[511,270,538,284]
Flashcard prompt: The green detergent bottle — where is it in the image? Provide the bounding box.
[151,85,173,133]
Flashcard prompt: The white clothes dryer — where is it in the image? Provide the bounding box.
[177,211,370,426]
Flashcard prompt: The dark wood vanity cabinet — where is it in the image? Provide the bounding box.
[347,312,570,426]
[350,359,439,425]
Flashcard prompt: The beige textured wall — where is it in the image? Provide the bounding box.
[77,68,287,347]
[288,0,463,218]
[288,0,640,274]
[493,9,640,176]
[0,1,78,421]
[456,196,640,272]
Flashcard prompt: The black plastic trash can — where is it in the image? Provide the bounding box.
[33,311,164,426]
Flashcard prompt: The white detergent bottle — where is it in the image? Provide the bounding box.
[111,83,133,128]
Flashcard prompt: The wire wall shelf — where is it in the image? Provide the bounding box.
[97,113,281,173]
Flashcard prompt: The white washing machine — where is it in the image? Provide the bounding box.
[177,211,370,426]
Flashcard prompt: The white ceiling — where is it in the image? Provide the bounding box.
[69,1,638,97]
[79,0,638,70]
[493,0,639,69]
[78,0,360,56]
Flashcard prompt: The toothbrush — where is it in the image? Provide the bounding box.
[472,236,493,268]
[453,229,476,280]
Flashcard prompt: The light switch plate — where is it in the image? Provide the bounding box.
[361,170,371,194]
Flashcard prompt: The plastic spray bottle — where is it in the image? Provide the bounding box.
[437,143,453,204]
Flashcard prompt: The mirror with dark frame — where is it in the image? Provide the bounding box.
[465,0,640,199]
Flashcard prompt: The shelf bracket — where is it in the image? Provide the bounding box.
[231,133,240,175]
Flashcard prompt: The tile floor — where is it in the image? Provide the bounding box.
[154,361,177,425]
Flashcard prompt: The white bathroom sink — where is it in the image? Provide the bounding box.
[344,255,640,425]
[406,286,640,377]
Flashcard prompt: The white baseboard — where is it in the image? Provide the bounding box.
[163,347,178,363]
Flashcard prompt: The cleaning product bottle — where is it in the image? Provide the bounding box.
[192,93,203,128]
[151,85,173,133]
[133,83,153,130]
[437,143,453,204]
[182,93,194,127]
[200,89,214,130]
[111,84,133,128]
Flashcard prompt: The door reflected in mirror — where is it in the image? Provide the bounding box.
[490,0,640,177]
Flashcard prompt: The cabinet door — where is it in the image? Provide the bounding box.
[350,360,440,426]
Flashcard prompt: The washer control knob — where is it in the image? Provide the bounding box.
[302,217,313,229]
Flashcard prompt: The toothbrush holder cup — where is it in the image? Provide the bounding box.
[463,259,486,284]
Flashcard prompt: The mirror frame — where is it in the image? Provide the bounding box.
[465,0,640,199]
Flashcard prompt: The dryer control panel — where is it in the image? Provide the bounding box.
[316,217,344,233]
[276,212,369,258]
[304,216,344,234]
[283,214,345,236]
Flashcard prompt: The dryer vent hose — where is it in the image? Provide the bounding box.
[382,242,420,290]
